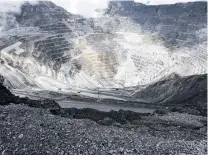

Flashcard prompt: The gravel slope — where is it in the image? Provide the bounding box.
[0,104,206,155]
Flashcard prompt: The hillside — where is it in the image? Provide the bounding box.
[0,1,206,90]
[133,74,207,116]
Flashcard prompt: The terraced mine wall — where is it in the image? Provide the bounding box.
[0,1,207,90]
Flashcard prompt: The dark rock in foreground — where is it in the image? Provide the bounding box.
[50,108,150,125]
[0,80,60,110]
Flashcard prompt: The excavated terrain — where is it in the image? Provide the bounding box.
[0,1,206,90]
[0,1,207,154]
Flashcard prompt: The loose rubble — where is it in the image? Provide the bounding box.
[0,105,206,155]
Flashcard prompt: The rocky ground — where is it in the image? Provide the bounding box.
[0,81,207,155]
[0,104,207,155]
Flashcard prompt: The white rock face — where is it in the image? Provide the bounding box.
[0,1,207,90]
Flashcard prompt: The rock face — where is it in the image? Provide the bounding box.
[107,1,207,47]
[0,77,17,105]
[0,1,206,89]
[133,74,207,116]
[0,77,60,109]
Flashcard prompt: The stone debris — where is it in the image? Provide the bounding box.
[0,104,206,155]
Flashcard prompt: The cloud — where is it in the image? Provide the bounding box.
[0,0,109,17]
[0,0,39,14]
[51,0,109,18]
[0,0,39,32]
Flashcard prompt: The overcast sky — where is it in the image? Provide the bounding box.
[0,0,205,17]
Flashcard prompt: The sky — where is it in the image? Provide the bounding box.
[0,0,205,17]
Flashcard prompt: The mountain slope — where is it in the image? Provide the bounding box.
[0,1,207,90]
[107,1,207,47]
[133,74,207,116]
